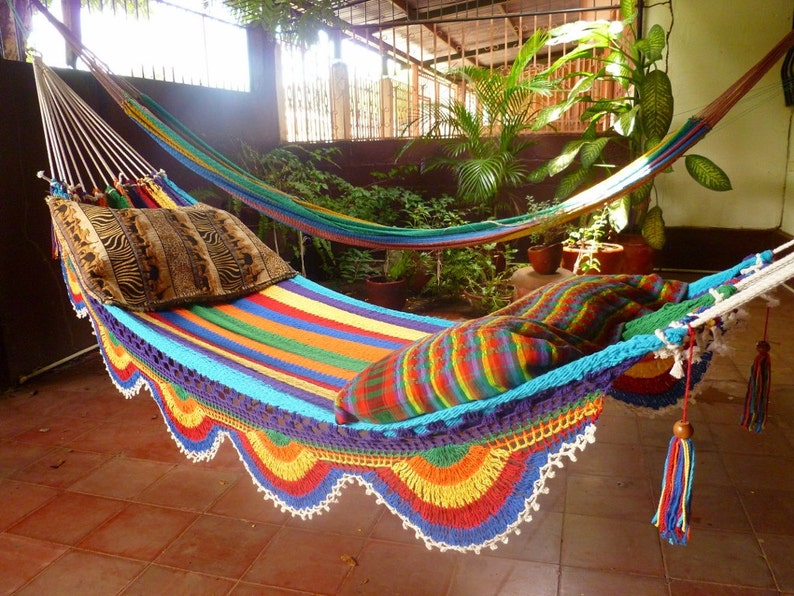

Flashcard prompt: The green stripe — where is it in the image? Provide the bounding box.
[189,304,372,371]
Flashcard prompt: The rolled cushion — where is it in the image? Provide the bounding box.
[47,198,296,311]
[336,274,688,424]
[335,316,586,424]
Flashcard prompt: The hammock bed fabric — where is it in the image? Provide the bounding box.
[45,174,781,551]
[51,193,789,552]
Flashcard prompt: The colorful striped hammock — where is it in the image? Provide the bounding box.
[29,15,794,551]
[50,205,790,551]
[30,1,794,250]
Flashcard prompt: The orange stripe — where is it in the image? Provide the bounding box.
[163,308,357,380]
[214,302,393,363]
[403,444,491,486]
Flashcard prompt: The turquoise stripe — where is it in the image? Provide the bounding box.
[104,300,337,423]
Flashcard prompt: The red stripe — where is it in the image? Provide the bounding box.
[247,292,415,344]
[144,311,342,393]
[235,433,334,497]
[374,449,531,529]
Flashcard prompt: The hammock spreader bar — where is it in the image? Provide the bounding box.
[29,0,794,251]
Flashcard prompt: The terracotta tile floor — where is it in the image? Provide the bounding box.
[2,283,794,595]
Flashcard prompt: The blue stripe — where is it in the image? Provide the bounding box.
[154,308,350,391]
[233,295,409,352]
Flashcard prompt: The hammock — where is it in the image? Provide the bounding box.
[30,0,794,250]
[47,191,793,553]
[29,22,794,551]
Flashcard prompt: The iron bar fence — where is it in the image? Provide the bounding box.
[30,1,623,141]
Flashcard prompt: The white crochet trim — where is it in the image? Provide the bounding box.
[352,424,599,554]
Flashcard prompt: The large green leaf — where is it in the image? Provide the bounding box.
[527,164,550,183]
[642,205,666,250]
[545,140,586,176]
[555,167,591,199]
[605,51,631,88]
[640,69,674,140]
[614,105,639,137]
[620,0,637,21]
[580,137,610,169]
[637,24,666,63]
[630,180,654,205]
[685,155,733,191]
[508,29,550,87]
[607,195,631,232]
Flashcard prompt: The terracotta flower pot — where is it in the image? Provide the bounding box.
[527,243,564,275]
[365,277,408,310]
[615,233,656,274]
[562,242,624,274]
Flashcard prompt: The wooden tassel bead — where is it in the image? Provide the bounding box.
[672,420,694,439]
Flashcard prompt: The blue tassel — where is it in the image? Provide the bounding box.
[741,340,771,433]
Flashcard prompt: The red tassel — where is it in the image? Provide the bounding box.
[742,306,772,433]
[653,326,696,545]
[742,339,771,433]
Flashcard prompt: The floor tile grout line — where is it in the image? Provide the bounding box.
[735,480,785,593]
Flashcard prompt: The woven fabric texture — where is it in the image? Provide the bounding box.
[48,198,296,311]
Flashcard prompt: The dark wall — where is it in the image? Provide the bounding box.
[290,134,589,215]
[0,53,279,388]
[0,59,94,388]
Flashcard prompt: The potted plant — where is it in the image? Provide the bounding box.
[402,29,590,220]
[364,252,411,310]
[525,199,573,274]
[336,248,416,310]
[440,244,517,316]
[562,209,624,274]
[529,6,732,268]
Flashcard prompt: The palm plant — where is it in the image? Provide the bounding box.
[222,0,346,45]
[406,29,577,219]
[529,1,731,249]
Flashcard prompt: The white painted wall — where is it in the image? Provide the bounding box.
[644,0,794,232]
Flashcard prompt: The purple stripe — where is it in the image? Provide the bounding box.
[285,278,450,334]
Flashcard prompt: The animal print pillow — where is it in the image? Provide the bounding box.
[47,198,296,311]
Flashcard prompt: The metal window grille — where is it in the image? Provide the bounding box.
[278,1,623,142]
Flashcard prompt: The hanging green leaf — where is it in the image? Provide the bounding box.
[527,164,550,184]
[685,155,733,191]
[605,51,631,88]
[641,205,666,250]
[607,196,631,233]
[545,140,586,177]
[555,167,591,199]
[640,69,674,141]
[580,137,610,169]
[638,24,666,63]
[630,179,654,205]
[614,105,639,137]
[620,0,637,20]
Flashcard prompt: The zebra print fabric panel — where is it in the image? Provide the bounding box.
[47,198,296,311]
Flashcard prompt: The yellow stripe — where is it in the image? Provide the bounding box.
[215,302,392,365]
[141,179,179,208]
[244,430,319,482]
[134,310,339,401]
[391,445,511,508]
[264,284,430,342]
